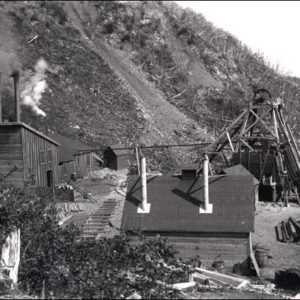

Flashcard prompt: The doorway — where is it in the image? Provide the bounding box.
[46,170,53,187]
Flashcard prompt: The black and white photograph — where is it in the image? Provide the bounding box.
[0,1,300,299]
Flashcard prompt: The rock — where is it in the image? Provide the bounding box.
[275,268,300,290]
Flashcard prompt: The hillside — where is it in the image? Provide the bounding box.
[0,1,300,171]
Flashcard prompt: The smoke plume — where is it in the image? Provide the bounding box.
[20,58,48,117]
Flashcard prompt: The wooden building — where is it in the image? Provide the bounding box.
[0,122,59,188]
[53,134,103,182]
[122,173,255,273]
[73,151,103,179]
[103,144,130,171]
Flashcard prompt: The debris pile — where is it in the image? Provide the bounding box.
[275,217,300,243]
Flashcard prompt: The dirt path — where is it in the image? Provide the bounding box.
[64,2,209,146]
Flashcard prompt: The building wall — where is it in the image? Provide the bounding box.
[74,152,101,179]
[233,151,279,181]
[0,126,24,188]
[116,155,129,170]
[58,161,76,183]
[21,127,59,187]
[133,232,250,272]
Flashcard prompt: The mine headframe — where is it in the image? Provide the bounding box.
[205,89,300,205]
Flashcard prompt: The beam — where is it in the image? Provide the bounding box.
[206,110,247,152]
[244,108,272,135]
[249,109,277,138]
[226,131,234,152]
[239,138,254,152]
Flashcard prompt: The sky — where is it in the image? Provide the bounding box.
[176,1,300,78]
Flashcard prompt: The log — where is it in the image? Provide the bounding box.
[172,281,196,290]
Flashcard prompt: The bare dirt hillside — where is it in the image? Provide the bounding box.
[1,1,300,170]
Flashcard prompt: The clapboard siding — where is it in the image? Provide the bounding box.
[22,126,59,187]
[0,123,59,188]
[0,126,24,188]
[132,233,250,271]
[74,152,101,179]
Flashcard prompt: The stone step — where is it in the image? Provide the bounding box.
[82,230,101,235]
[84,222,107,227]
[89,214,111,220]
[83,225,105,232]
[87,219,109,223]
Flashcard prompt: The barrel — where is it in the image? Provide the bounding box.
[255,249,268,268]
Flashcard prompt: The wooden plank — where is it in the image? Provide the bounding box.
[195,268,250,288]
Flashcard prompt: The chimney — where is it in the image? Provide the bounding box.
[0,72,2,123]
[200,154,213,214]
[137,156,151,213]
[11,70,20,122]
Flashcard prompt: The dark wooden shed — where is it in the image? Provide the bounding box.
[122,174,255,273]
[103,144,130,171]
[0,122,59,188]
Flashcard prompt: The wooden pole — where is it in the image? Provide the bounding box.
[135,147,140,175]
[226,132,234,152]
[272,107,279,140]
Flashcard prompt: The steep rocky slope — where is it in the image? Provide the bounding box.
[0,1,300,171]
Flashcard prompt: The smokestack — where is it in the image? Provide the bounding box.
[137,156,151,213]
[200,154,213,214]
[11,70,20,122]
[0,72,2,123]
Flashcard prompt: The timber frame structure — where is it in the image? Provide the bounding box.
[205,89,300,205]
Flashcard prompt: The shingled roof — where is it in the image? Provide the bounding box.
[49,133,92,163]
[121,174,255,233]
[105,144,130,156]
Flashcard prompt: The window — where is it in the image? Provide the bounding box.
[40,150,46,165]
[47,149,53,163]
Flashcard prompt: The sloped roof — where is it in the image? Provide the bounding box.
[121,174,255,233]
[49,133,92,163]
[222,164,260,185]
[0,122,60,146]
[105,144,130,156]
[181,163,200,170]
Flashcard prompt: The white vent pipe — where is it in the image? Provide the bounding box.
[200,154,213,213]
[138,156,150,213]
[203,154,209,210]
[141,156,147,210]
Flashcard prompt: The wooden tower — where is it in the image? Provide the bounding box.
[205,89,300,204]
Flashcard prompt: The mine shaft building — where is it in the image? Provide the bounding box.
[0,122,59,188]
[122,170,255,273]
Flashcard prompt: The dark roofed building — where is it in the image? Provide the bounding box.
[122,174,255,273]
[103,144,130,171]
[50,134,103,182]
[0,122,59,188]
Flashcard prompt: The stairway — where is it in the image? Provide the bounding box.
[82,199,119,240]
